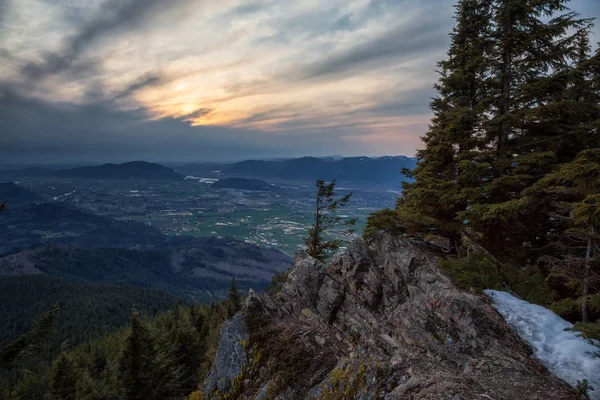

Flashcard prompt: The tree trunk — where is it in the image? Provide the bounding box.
[582,226,593,323]
[499,3,512,153]
[312,196,321,258]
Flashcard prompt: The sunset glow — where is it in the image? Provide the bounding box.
[1,0,598,162]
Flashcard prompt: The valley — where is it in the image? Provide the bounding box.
[3,175,399,256]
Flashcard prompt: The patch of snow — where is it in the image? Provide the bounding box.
[485,290,600,398]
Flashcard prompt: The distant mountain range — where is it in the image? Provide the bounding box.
[211,177,277,191]
[3,156,416,185]
[9,161,184,181]
[180,156,416,185]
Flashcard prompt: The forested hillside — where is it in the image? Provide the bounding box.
[367,0,600,329]
[0,294,240,400]
[0,243,288,300]
[0,276,178,354]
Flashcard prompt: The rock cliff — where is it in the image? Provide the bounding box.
[202,234,576,399]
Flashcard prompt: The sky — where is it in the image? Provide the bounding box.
[0,0,598,163]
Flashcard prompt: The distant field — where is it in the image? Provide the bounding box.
[5,177,394,256]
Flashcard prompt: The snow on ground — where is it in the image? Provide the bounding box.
[485,290,600,399]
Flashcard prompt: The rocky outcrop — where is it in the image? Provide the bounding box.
[203,234,576,399]
[203,313,249,395]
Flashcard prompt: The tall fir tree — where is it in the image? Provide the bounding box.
[527,149,600,322]
[119,309,182,400]
[227,277,241,317]
[371,0,493,250]
[50,354,78,400]
[366,0,599,325]
[466,0,593,260]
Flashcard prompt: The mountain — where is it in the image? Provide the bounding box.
[61,161,184,181]
[0,182,44,205]
[0,201,169,253]
[181,156,416,185]
[0,240,291,301]
[198,235,577,399]
[8,161,184,181]
[211,177,277,191]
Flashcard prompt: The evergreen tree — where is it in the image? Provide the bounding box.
[528,149,600,322]
[169,309,204,391]
[50,354,77,400]
[119,309,164,400]
[304,179,357,262]
[0,303,59,369]
[368,0,493,251]
[466,0,593,260]
[227,278,241,317]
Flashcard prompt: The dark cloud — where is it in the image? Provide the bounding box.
[357,87,436,118]
[298,15,450,80]
[19,0,192,80]
[225,3,263,17]
[178,108,214,122]
[112,74,165,101]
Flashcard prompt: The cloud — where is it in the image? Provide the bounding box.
[18,0,193,80]
[0,0,598,162]
[296,14,450,80]
[111,73,165,101]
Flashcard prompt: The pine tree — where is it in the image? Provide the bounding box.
[466,0,593,260]
[119,309,167,400]
[50,354,78,400]
[527,148,600,322]
[304,179,357,262]
[227,277,241,317]
[0,303,59,369]
[369,0,493,251]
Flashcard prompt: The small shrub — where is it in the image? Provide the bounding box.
[186,391,205,400]
[550,298,579,319]
[438,254,502,292]
[265,271,289,296]
[509,267,556,306]
[575,379,593,400]
[572,321,600,343]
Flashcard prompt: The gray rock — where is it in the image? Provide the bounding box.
[314,335,326,346]
[201,234,577,399]
[202,312,248,397]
